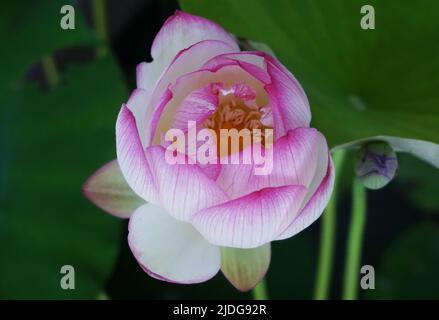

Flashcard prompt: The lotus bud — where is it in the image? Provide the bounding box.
[355,141,398,190]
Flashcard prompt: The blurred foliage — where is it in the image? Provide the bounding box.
[181,0,439,148]
[0,1,95,94]
[397,154,439,213]
[368,223,439,299]
[0,0,125,298]
[181,0,439,298]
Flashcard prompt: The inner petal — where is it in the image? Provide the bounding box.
[152,64,269,146]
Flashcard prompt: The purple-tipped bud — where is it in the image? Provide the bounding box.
[355,141,398,190]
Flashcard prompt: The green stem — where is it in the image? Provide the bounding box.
[342,178,367,300]
[41,55,59,90]
[252,278,268,300]
[92,0,108,57]
[313,149,347,300]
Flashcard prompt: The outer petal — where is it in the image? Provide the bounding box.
[145,145,228,222]
[277,154,334,240]
[144,11,238,90]
[82,160,145,218]
[263,52,311,137]
[115,105,159,204]
[128,203,221,284]
[221,244,271,292]
[125,87,173,147]
[139,40,238,146]
[135,11,239,145]
[191,185,307,248]
[217,128,325,200]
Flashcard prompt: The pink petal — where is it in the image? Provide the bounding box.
[160,82,222,181]
[147,88,174,146]
[171,83,219,131]
[159,124,221,181]
[145,145,228,222]
[139,40,238,146]
[221,244,271,292]
[123,88,172,154]
[228,82,257,101]
[125,88,171,147]
[262,53,311,138]
[137,8,238,92]
[203,53,271,85]
[135,10,240,145]
[205,52,311,138]
[198,162,222,181]
[149,11,238,87]
[115,105,159,203]
[151,63,268,145]
[128,203,221,284]
[82,160,145,218]
[216,128,325,200]
[191,185,307,248]
[277,153,334,240]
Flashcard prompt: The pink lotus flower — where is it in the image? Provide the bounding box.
[83,11,333,291]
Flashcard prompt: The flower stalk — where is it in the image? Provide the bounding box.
[342,178,367,300]
[314,149,346,300]
[252,278,268,300]
[92,0,108,57]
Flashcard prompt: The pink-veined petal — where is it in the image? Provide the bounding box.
[144,11,238,90]
[145,145,228,222]
[82,160,145,218]
[138,40,239,146]
[160,123,221,181]
[221,243,271,292]
[171,83,219,131]
[135,11,239,145]
[128,203,221,284]
[263,53,311,138]
[206,52,311,138]
[203,53,271,85]
[191,185,307,249]
[123,89,146,146]
[152,63,268,144]
[217,128,325,200]
[277,153,334,240]
[198,163,222,181]
[116,105,159,203]
[160,83,221,181]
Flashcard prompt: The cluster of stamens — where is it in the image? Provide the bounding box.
[202,93,273,154]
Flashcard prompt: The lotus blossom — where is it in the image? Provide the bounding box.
[83,11,334,291]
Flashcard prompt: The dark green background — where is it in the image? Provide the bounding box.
[0,0,438,299]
